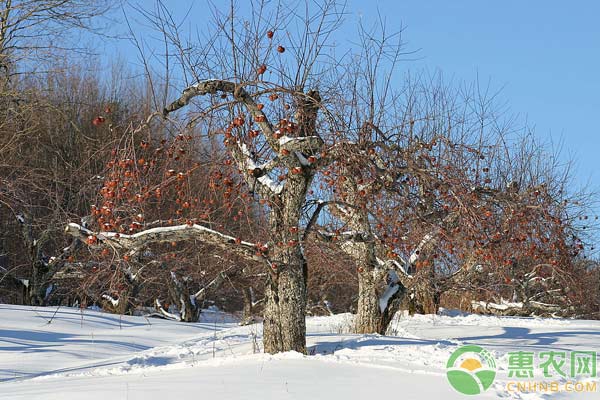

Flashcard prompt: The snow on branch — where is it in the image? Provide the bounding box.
[405,211,459,271]
[407,233,435,266]
[237,142,283,196]
[164,80,326,197]
[471,299,564,316]
[376,257,411,277]
[379,270,402,313]
[65,222,265,262]
[278,135,323,154]
[154,299,181,321]
[239,143,278,174]
[101,294,119,308]
[256,175,284,194]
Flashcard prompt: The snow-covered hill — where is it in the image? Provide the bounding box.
[1,304,599,399]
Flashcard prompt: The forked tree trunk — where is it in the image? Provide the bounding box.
[161,82,321,353]
[334,176,406,335]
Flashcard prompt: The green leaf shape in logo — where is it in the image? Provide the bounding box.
[446,345,496,395]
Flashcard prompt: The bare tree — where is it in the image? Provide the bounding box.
[0,0,114,81]
[65,0,350,353]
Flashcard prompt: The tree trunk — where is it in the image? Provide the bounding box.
[262,171,310,354]
[354,265,405,334]
[354,267,384,334]
[240,286,256,325]
[167,271,200,322]
[411,276,441,315]
[28,260,49,306]
[263,255,307,353]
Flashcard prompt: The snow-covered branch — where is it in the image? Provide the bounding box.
[378,270,402,313]
[404,211,459,272]
[101,294,119,308]
[235,142,283,196]
[407,233,435,266]
[164,80,325,199]
[376,257,411,277]
[154,299,181,321]
[471,299,565,316]
[65,222,265,262]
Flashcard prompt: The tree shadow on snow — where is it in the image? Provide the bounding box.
[457,326,600,351]
[307,333,456,355]
[0,329,151,354]
[307,327,600,356]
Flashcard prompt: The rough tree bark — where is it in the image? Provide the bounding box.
[169,82,322,353]
[262,174,311,353]
[241,286,256,325]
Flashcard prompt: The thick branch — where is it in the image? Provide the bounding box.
[65,222,265,262]
[163,79,279,150]
[278,135,323,155]
[164,80,326,197]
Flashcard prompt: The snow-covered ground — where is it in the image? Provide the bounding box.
[1,304,599,399]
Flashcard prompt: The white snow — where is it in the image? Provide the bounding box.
[101,294,119,308]
[472,299,524,311]
[238,143,284,194]
[1,305,599,399]
[257,175,284,194]
[378,284,400,313]
[380,270,402,313]
[278,135,296,145]
[376,257,411,277]
[408,232,434,265]
[278,135,319,146]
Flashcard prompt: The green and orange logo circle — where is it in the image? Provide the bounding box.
[446,345,496,395]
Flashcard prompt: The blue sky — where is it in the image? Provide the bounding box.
[113,1,599,202]
[355,1,600,195]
